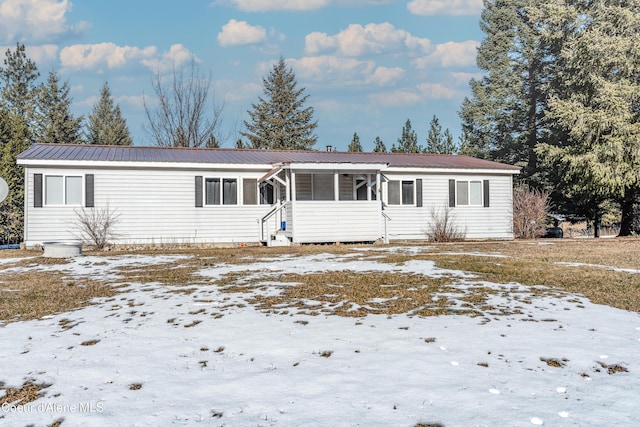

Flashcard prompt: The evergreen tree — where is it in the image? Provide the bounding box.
[391,119,422,153]
[348,132,363,152]
[372,136,386,152]
[537,0,640,237]
[0,111,30,239]
[425,115,457,154]
[36,71,83,144]
[459,0,566,180]
[0,43,39,242]
[205,134,220,148]
[0,43,39,120]
[87,82,132,145]
[242,58,317,150]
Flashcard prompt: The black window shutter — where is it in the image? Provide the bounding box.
[483,180,490,207]
[416,179,423,207]
[34,174,43,208]
[195,176,203,207]
[85,174,94,207]
[448,179,456,207]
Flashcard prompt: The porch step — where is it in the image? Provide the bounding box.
[268,233,291,247]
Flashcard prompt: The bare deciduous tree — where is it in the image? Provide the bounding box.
[512,185,551,239]
[73,204,120,250]
[144,60,225,148]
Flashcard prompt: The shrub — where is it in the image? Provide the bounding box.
[73,203,120,250]
[427,205,465,242]
[512,185,550,239]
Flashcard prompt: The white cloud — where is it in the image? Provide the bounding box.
[141,44,198,72]
[416,82,460,99]
[77,94,98,107]
[221,0,330,12]
[450,71,482,84]
[407,0,483,16]
[369,89,422,107]
[214,80,262,102]
[413,40,479,68]
[24,44,59,64]
[117,95,146,110]
[367,66,404,86]
[288,56,375,83]
[305,22,430,57]
[60,43,157,70]
[218,19,267,47]
[0,0,89,43]
[60,43,198,73]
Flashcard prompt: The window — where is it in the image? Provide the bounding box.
[312,174,334,201]
[66,176,82,205]
[453,180,488,207]
[260,182,274,205]
[45,175,82,206]
[456,180,483,206]
[401,181,414,205]
[295,173,334,201]
[388,180,414,205]
[243,179,257,205]
[205,178,237,205]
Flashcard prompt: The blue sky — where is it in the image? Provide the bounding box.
[0,0,485,151]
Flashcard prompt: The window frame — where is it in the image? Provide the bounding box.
[455,180,484,207]
[204,177,238,206]
[44,174,83,206]
[387,179,415,206]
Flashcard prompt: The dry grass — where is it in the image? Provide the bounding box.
[1,238,639,325]
[0,381,49,407]
[0,269,117,323]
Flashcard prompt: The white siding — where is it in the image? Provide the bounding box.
[292,201,381,243]
[383,172,514,240]
[22,164,515,247]
[23,167,273,247]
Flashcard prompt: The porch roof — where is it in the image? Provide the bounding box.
[18,144,521,171]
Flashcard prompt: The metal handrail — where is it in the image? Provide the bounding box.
[260,202,287,241]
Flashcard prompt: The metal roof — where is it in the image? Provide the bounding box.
[18,144,521,171]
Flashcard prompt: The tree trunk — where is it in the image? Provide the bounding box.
[593,211,601,238]
[619,186,640,236]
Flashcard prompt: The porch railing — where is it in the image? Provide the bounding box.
[260,202,287,242]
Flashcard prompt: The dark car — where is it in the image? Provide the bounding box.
[544,226,563,238]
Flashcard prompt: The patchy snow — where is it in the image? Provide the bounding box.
[0,252,639,426]
[555,261,640,275]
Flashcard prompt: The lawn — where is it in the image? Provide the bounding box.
[0,239,639,426]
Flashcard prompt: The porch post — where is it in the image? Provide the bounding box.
[291,171,296,202]
[334,171,339,201]
[285,171,291,202]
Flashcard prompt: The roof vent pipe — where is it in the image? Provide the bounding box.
[326,145,332,152]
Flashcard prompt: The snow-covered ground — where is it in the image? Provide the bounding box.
[1,249,639,426]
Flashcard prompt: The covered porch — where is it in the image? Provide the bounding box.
[258,162,387,245]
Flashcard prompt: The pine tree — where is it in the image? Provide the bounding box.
[36,71,83,144]
[87,82,132,145]
[0,43,39,241]
[426,115,458,154]
[425,115,443,154]
[242,58,317,150]
[537,0,640,237]
[391,119,422,153]
[348,132,363,152]
[0,43,39,120]
[372,136,386,152]
[459,0,565,180]
[0,111,30,239]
